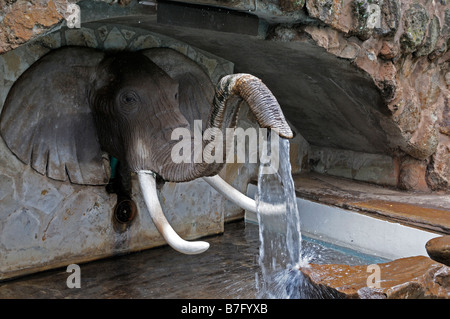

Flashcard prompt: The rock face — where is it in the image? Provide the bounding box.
[0,0,135,53]
[299,256,450,298]
[426,236,450,267]
[0,0,66,54]
[304,0,449,191]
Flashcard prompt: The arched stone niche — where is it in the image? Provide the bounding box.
[0,23,271,280]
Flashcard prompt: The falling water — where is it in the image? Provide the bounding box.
[255,131,309,298]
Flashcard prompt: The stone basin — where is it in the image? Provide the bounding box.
[293,174,450,298]
[247,173,450,299]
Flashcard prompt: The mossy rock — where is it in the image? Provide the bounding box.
[416,15,440,57]
[352,0,400,40]
[400,4,429,53]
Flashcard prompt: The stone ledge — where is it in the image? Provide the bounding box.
[293,173,450,234]
[426,236,450,267]
[299,256,450,299]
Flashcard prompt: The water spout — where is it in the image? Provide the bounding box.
[255,133,305,298]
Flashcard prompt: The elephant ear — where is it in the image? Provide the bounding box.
[0,47,109,185]
[140,48,215,129]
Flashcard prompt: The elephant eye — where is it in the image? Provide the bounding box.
[121,92,138,105]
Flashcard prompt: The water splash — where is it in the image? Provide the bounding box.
[256,132,309,298]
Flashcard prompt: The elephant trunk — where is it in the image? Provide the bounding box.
[209,74,293,139]
[183,73,294,181]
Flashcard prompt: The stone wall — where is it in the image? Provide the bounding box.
[0,0,69,54]
[303,0,449,191]
[0,0,143,52]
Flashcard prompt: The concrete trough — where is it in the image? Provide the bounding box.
[245,183,441,261]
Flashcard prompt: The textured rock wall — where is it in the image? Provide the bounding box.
[0,1,136,53]
[0,0,68,54]
[234,0,449,191]
[304,0,449,191]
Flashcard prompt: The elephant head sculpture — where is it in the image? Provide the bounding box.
[0,46,293,255]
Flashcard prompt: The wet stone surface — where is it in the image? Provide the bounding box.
[0,222,379,299]
[426,236,450,267]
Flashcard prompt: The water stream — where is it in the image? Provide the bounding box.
[256,132,308,298]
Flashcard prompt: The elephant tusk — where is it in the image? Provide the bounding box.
[203,175,287,215]
[138,170,210,255]
[202,175,257,213]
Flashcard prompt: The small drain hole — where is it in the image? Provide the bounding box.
[114,199,137,224]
